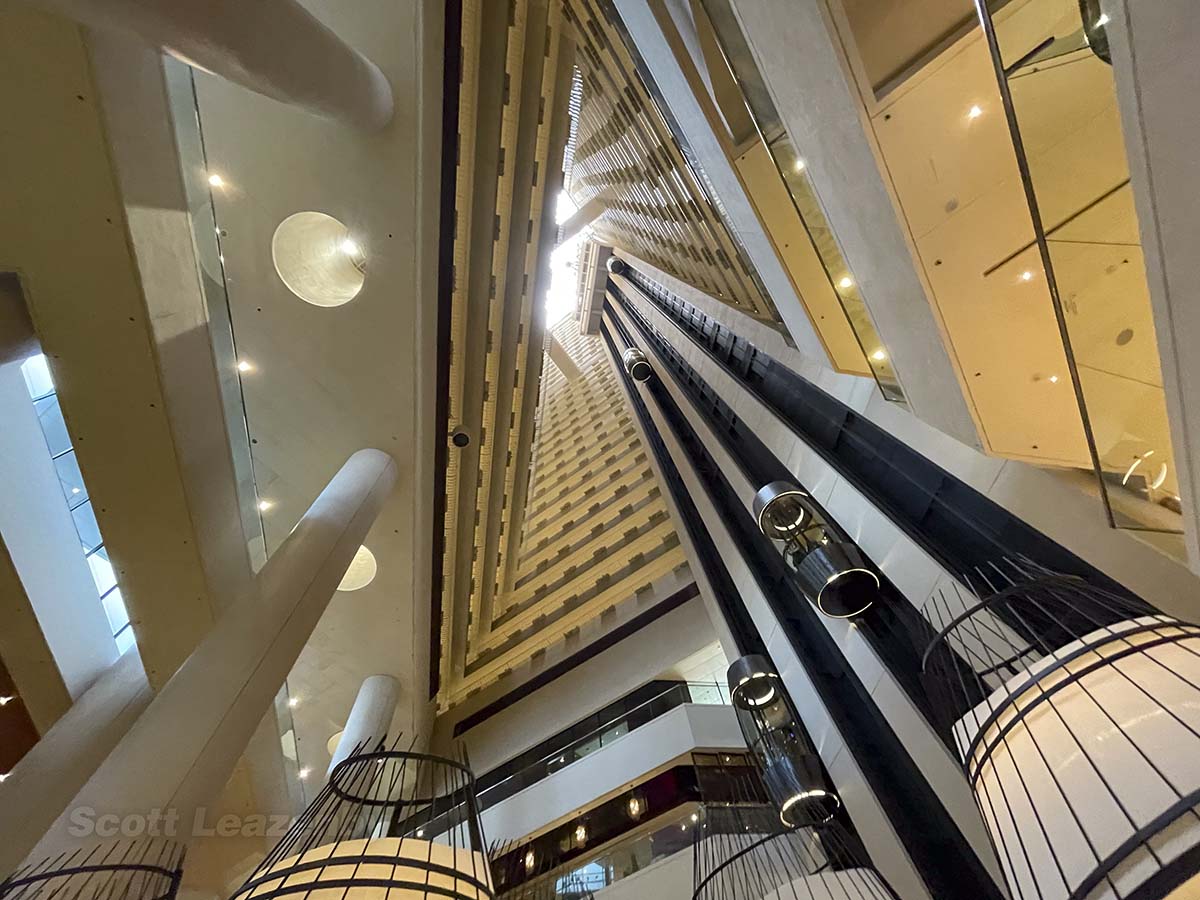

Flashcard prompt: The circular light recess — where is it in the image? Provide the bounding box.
[338,545,377,591]
[752,481,811,541]
[327,730,345,756]
[272,211,366,307]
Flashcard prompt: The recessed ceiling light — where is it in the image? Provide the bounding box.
[1049,375,1059,383]
[287,696,300,708]
[967,105,983,120]
[1021,270,1035,282]
[870,349,887,362]
[237,360,254,373]
[207,174,225,188]
[273,212,365,307]
[341,238,361,257]
[691,813,699,823]
[258,499,274,512]
[794,158,806,173]
[298,767,311,780]
[837,276,854,290]
[338,545,378,591]
[417,829,425,838]
[71,487,81,494]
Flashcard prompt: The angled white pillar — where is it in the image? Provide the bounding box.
[547,336,582,381]
[326,674,400,777]
[559,196,607,243]
[24,449,398,863]
[32,0,393,131]
[0,274,37,366]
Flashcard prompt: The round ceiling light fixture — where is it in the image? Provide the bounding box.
[752,481,812,541]
[327,730,345,756]
[272,211,366,307]
[338,545,377,592]
[622,347,653,382]
[607,256,628,276]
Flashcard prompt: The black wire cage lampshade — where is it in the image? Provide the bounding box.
[692,804,896,900]
[228,738,494,900]
[1,840,185,900]
[920,558,1200,900]
[751,482,878,618]
[727,655,839,829]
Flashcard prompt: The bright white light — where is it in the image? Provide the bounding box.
[298,767,311,780]
[0,696,13,706]
[555,190,579,226]
[287,696,300,708]
[1021,270,1035,282]
[71,487,81,494]
[691,813,699,823]
[417,829,426,838]
[1049,375,1059,384]
[341,238,361,257]
[258,499,274,512]
[967,105,983,120]
[237,360,254,373]
[338,546,378,591]
[0,773,8,783]
[574,824,587,844]
[544,191,588,327]
[837,276,854,290]
[1096,13,1110,27]
[870,349,887,362]
[794,158,806,173]
[207,173,225,188]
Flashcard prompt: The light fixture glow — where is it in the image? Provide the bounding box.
[627,796,644,819]
[298,767,311,780]
[691,813,699,823]
[207,173,225,188]
[870,349,887,362]
[0,696,14,706]
[258,499,274,512]
[1151,463,1169,491]
[337,545,378,592]
[1049,375,1059,384]
[1021,270,1035,282]
[967,104,983,120]
[417,829,425,838]
[793,158,806,173]
[779,789,837,825]
[524,851,535,869]
[0,773,8,783]
[71,487,81,494]
[341,238,361,257]
[287,696,300,708]
[237,360,254,373]
[1096,13,1110,27]
[837,276,854,290]
[574,824,587,844]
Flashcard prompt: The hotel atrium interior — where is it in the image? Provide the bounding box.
[2,1,1200,899]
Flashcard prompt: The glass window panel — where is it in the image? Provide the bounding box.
[21,354,54,399]
[103,587,130,634]
[88,547,117,596]
[54,450,88,508]
[72,501,103,554]
[34,395,72,457]
[114,624,137,654]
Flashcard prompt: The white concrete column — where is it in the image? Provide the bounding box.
[23,449,398,862]
[547,336,582,381]
[0,649,152,878]
[0,274,37,366]
[326,674,400,777]
[559,196,607,243]
[33,0,393,131]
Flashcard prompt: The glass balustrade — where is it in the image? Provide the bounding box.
[980,0,1182,540]
[477,681,731,809]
